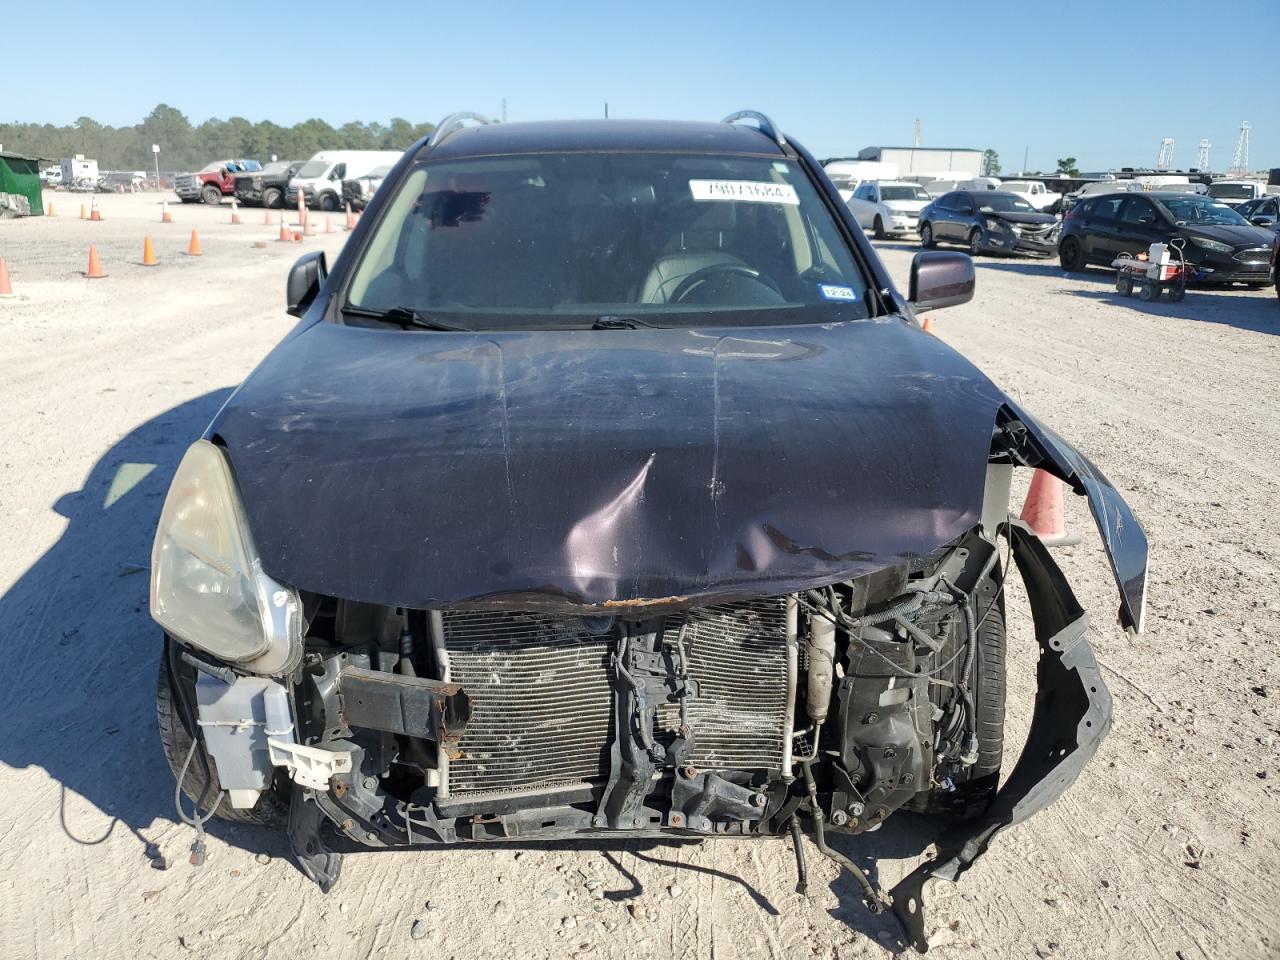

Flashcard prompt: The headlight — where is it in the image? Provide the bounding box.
[1189,236,1232,254]
[985,218,1006,231]
[150,440,302,674]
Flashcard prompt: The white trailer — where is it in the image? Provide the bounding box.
[60,155,99,186]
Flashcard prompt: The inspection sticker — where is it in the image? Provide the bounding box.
[818,284,858,301]
[689,180,800,205]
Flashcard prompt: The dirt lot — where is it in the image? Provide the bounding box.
[1,192,1277,959]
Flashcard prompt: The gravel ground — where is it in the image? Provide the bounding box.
[1,192,1277,959]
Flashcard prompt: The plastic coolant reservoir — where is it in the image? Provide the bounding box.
[195,673,295,808]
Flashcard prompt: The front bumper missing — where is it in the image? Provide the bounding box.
[889,523,1112,952]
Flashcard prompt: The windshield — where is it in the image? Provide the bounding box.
[347,152,871,328]
[978,193,1036,213]
[1206,183,1254,200]
[199,161,225,173]
[1155,195,1247,226]
[296,160,329,178]
[259,161,291,175]
[880,185,930,202]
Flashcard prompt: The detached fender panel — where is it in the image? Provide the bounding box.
[890,523,1113,952]
[1003,399,1148,633]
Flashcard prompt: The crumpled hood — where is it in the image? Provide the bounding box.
[1180,223,1275,249]
[212,317,1012,611]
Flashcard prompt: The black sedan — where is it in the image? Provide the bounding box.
[1236,194,1280,236]
[918,190,1060,257]
[1058,192,1277,285]
[147,113,1147,953]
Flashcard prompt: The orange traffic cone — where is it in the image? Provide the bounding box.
[230,201,242,225]
[304,214,316,236]
[187,230,202,256]
[296,189,306,228]
[79,203,87,220]
[324,215,333,234]
[345,202,355,230]
[161,201,173,224]
[263,207,271,226]
[47,202,56,217]
[90,198,102,221]
[142,236,157,266]
[0,258,13,296]
[921,316,936,335]
[85,244,106,279]
[278,217,292,242]
[1019,470,1081,547]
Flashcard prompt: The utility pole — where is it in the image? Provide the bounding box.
[604,102,609,119]
[501,98,508,122]
[913,118,920,148]
[1022,146,1028,175]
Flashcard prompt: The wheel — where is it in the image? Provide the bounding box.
[157,638,289,828]
[919,222,936,249]
[201,185,222,205]
[263,187,282,209]
[1138,282,1155,302]
[873,216,888,240]
[1058,237,1084,272]
[919,568,1006,820]
[1169,283,1186,302]
[1116,275,1133,296]
[968,229,983,256]
[318,192,338,212]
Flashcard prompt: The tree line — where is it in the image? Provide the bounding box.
[0,104,437,172]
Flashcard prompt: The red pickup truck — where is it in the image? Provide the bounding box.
[173,159,262,204]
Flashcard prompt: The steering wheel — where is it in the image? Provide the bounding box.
[669,263,780,304]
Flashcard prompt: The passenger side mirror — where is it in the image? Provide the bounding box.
[286,251,328,318]
[1251,215,1276,227]
[909,251,975,312]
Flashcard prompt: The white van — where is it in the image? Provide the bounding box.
[1205,180,1267,207]
[286,150,403,211]
[823,160,900,201]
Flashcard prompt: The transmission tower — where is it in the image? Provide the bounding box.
[1228,121,1250,177]
[1195,139,1211,170]
[913,118,921,148]
[1155,138,1175,170]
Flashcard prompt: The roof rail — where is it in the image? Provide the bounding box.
[721,110,787,148]
[427,112,495,148]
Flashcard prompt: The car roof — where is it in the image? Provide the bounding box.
[423,119,789,160]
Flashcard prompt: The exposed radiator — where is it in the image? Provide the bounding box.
[440,599,790,800]
[657,598,790,772]
[441,612,613,799]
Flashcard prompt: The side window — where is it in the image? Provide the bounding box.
[1261,198,1279,217]
[1120,198,1157,226]
[954,193,974,213]
[868,185,880,203]
[938,193,959,212]
[1093,196,1125,221]
[1076,199,1095,218]
[853,183,869,200]
[331,164,347,180]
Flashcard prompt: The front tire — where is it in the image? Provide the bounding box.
[318,192,338,212]
[968,229,983,257]
[201,185,222,205]
[920,222,935,249]
[1059,236,1085,272]
[919,569,1006,820]
[157,638,288,828]
[873,216,888,240]
[263,187,282,209]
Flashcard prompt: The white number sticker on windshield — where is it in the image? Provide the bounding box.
[689,180,800,205]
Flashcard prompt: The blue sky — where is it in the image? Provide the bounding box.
[10,0,1279,173]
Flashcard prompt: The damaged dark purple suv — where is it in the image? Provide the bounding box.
[150,111,1147,952]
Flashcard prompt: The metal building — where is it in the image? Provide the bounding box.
[855,145,983,177]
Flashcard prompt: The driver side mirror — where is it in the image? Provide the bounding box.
[286,251,328,318]
[909,251,975,312]
[1251,216,1276,227]
[958,205,974,215]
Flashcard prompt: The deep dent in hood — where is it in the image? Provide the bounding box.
[212,318,1010,611]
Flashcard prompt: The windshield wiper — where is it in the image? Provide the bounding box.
[592,315,663,330]
[342,304,472,332]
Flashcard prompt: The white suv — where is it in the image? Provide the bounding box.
[846,181,932,238]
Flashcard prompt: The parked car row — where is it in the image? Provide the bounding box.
[175,151,401,209]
